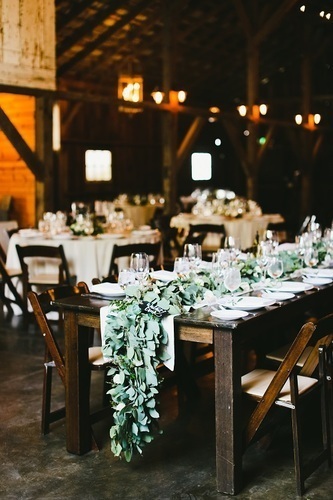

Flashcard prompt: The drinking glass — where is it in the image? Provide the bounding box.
[183,243,202,269]
[223,236,240,260]
[224,267,241,305]
[118,268,136,288]
[173,257,190,275]
[130,252,149,284]
[303,247,319,268]
[267,257,283,286]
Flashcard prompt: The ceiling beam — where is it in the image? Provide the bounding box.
[57,0,96,31]
[57,0,125,57]
[57,0,152,76]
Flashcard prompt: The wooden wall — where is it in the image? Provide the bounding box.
[0,94,35,228]
[0,0,55,91]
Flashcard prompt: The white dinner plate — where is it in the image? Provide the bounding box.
[266,281,313,293]
[303,277,332,286]
[261,291,295,301]
[150,270,177,282]
[97,233,124,239]
[219,296,276,310]
[302,268,333,278]
[211,309,249,321]
[90,283,125,298]
[52,233,73,240]
[18,229,41,238]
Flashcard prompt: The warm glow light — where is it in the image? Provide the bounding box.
[259,104,268,116]
[300,5,305,12]
[52,103,61,152]
[314,113,321,125]
[118,75,143,104]
[326,13,331,20]
[295,114,303,125]
[209,106,220,113]
[151,90,165,104]
[177,90,187,103]
[238,105,247,117]
[320,10,325,17]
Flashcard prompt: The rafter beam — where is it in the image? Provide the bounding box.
[57,0,152,76]
[57,0,124,57]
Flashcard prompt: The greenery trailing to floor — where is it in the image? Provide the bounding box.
[102,248,326,461]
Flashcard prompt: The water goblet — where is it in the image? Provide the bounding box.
[224,267,241,305]
[267,256,283,286]
[130,252,149,284]
[183,243,202,270]
[303,247,319,269]
[118,268,136,289]
[173,256,190,275]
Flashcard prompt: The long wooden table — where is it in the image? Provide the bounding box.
[53,282,333,495]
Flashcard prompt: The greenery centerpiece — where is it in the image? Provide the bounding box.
[102,247,329,462]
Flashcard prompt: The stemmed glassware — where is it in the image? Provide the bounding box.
[118,268,136,288]
[267,256,283,286]
[130,252,149,284]
[223,236,240,261]
[183,243,202,270]
[224,267,242,305]
[303,247,319,269]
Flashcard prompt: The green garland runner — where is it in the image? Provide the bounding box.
[102,248,329,461]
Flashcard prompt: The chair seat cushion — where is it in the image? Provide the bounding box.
[242,368,318,403]
[266,345,313,368]
[29,273,62,284]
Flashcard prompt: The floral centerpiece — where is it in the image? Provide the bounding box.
[190,188,262,218]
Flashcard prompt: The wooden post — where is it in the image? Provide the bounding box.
[35,96,55,222]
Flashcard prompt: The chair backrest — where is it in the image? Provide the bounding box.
[109,241,162,276]
[28,283,90,384]
[0,254,25,313]
[186,224,225,247]
[16,244,71,285]
[245,316,333,445]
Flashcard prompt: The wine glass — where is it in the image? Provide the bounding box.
[118,268,136,288]
[267,257,283,286]
[224,267,241,305]
[303,247,319,270]
[224,236,240,260]
[183,243,202,269]
[130,252,149,284]
[173,257,190,275]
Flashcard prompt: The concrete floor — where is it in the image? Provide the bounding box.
[0,306,332,500]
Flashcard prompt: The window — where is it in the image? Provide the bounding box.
[85,150,112,182]
[191,152,212,181]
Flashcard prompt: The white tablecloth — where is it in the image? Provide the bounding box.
[6,230,161,285]
[170,213,284,251]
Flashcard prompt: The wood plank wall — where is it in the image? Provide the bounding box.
[0,94,35,228]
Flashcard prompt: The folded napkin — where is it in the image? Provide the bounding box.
[100,305,176,371]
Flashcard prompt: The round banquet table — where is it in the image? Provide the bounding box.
[170,213,285,251]
[6,229,161,285]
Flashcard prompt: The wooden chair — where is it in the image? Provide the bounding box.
[28,283,112,445]
[184,224,225,259]
[108,241,162,277]
[16,244,74,312]
[241,315,333,496]
[0,252,25,314]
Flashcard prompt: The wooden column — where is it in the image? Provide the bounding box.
[35,96,55,221]
[161,1,177,215]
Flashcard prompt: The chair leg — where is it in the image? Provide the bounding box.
[41,363,53,435]
[291,404,305,497]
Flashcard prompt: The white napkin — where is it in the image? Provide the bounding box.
[100,305,112,361]
[161,314,176,371]
[100,305,176,371]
